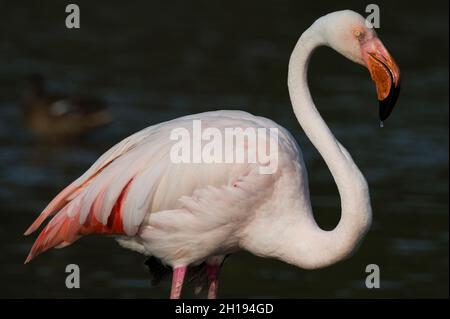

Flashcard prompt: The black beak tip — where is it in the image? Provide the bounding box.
[379,83,401,121]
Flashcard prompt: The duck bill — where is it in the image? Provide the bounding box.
[362,38,401,121]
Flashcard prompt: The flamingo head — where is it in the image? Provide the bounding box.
[317,10,401,121]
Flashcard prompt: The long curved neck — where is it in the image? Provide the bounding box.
[280,25,372,269]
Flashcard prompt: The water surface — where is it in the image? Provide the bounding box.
[0,0,448,298]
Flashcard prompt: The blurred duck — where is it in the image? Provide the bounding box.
[21,73,112,139]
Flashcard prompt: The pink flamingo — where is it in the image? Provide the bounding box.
[24,10,400,299]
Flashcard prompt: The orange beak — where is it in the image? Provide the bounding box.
[361,37,401,121]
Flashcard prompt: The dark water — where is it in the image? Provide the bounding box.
[0,0,448,298]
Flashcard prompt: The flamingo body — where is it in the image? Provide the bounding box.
[25,110,301,265]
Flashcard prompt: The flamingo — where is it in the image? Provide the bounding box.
[24,10,400,299]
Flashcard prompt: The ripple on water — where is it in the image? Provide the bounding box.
[390,238,436,255]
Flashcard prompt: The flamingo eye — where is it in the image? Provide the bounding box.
[353,30,364,39]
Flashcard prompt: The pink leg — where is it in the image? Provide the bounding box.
[170,266,187,299]
[206,264,220,299]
